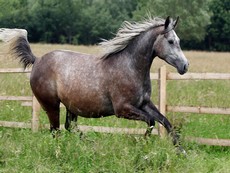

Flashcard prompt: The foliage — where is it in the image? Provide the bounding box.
[0,0,137,44]
[133,0,210,42]
[205,0,230,51]
[78,0,138,44]
[0,0,229,50]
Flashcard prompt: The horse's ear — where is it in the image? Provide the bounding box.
[165,16,170,29]
[173,16,179,28]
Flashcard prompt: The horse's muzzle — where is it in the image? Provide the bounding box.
[178,62,189,75]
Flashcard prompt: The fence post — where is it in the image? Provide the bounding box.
[32,95,40,132]
[158,65,167,137]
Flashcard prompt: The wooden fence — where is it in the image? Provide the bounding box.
[0,66,230,146]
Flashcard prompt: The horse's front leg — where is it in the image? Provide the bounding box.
[115,104,155,132]
[142,102,173,135]
[142,101,185,153]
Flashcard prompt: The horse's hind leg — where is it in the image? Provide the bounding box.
[65,109,83,138]
[65,109,71,131]
[36,99,60,132]
[65,109,78,131]
[45,105,61,132]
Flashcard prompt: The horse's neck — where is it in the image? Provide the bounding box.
[125,29,160,77]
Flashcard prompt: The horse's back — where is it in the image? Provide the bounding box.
[31,50,99,82]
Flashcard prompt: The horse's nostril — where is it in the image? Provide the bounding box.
[184,63,188,72]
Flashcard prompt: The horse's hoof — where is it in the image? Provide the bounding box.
[176,146,187,156]
[51,129,61,139]
[144,125,154,137]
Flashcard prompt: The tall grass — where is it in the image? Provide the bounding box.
[1,128,230,173]
[0,44,230,172]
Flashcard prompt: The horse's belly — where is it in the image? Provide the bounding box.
[62,96,114,118]
[71,106,114,118]
[77,110,113,118]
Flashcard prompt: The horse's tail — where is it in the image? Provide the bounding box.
[0,28,36,69]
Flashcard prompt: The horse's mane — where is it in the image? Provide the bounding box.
[99,17,165,59]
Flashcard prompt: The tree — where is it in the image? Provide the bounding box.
[78,0,137,44]
[4,0,228,51]
[28,0,82,43]
[19,0,137,44]
[133,0,211,43]
[206,0,230,51]
[0,0,30,29]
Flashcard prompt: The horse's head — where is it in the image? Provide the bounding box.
[153,16,189,75]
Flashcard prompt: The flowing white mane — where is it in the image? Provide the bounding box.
[99,17,165,59]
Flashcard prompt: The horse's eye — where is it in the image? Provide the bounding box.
[168,40,174,45]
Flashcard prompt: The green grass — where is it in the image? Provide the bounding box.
[0,73,31,96]
[1,127,230,173]
[167,80,230,107]
[166,80,230,139]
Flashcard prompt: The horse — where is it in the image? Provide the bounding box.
[3,16,189,150]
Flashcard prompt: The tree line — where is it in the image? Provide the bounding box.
[0,0,229,51]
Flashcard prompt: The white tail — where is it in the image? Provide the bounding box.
[0,28,27,42]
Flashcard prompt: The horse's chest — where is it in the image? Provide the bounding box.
[133,88,149,106]
[111,82,149,107]
[128,80,151,106]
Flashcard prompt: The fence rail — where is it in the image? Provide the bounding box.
[0,67,230,146]
[166,72,230,80]
[0,121,158,135]
[0,68,31,73]
[167,106,230,115]
[0,96,32,101]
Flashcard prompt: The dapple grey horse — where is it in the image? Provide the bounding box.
[2,16,189,151]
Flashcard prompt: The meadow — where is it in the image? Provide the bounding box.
[0,43,230,172]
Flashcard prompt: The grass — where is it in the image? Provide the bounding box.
[0,43,230,172]
[1,128,230,173]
